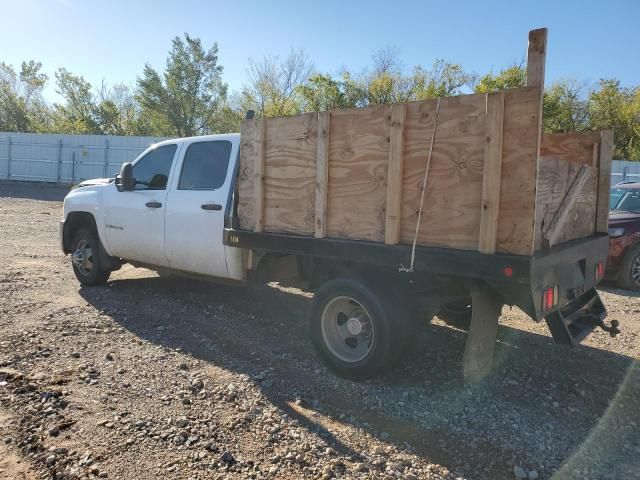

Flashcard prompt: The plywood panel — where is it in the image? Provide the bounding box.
[263,112,318,235]
[496,87,542,255]
[326,104,391,242]
[540,132,601,165]
[534,157,597,249]
[400,93,486,250]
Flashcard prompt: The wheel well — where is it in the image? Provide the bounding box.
[63,212,98,253]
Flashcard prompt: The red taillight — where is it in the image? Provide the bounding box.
[596,261,605,281]
[543,285,558,311]
[503,266,513,278]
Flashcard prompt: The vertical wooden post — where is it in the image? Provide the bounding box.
[596,130,614,233]
[526,28,547,88]
[385,104,406,245]
[528,28,547,254]
[479,92,505,254]
[315,111,331,238]
[592,142,600,168]
[253,117,266,232]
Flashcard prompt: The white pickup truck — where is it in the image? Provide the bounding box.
[61,133,617,380]
[61,135,244,284]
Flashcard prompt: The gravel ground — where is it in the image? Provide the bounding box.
[0,180,638,480]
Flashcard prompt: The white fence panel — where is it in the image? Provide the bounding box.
[0,132,168,183]
[2,132,639,187]
[611,160,640,185]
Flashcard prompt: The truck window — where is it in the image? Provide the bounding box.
[178,140,232,190]
[132,144,177,190]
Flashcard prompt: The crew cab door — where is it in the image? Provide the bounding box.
[164,139,236,277]
[102,143,179,266]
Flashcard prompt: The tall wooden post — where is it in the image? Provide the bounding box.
[527,28,548,254]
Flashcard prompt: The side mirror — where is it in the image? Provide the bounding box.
[116,162,135,191]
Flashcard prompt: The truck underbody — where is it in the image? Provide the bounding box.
[223,228,619,380]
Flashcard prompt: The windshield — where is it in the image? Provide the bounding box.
[611,187,640,212]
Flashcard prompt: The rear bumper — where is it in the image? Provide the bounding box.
[471,234,609,324]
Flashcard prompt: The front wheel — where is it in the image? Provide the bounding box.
[310,277,414,380]
[70,228,111,286]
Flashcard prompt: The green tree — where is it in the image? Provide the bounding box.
[52,68,100,134]
[296,73,363,111]
[0,60,50,132]
[474,64,526,93]
[588,79,639,159]
[137,33,228,136]
[543,79,589,133]
[411,60,473,99]
[95,82,144,135]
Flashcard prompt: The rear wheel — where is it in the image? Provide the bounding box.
[617,244,640,291]
[70,228,111,286]
[310,277,416,380]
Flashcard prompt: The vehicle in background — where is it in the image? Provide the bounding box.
[610,181,637,208]
[607,183,640,290]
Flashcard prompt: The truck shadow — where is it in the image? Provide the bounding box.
[78,274,639,480]
[0,180,69,201]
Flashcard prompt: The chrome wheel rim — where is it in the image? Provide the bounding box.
[632,255,640,286]
[321,296,374,363]
[72,239,93,276]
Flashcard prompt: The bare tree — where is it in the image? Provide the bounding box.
[243,49,313,116]
[371,46,402,76]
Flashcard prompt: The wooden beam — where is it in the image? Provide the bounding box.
[253,117,266,232]
[596,130,614,233]
[479,92,505,254]
[543,165,592,246]
[592,142,600,168]
[526,28,547,88]
[315,111,331,238]
[385,104,406,245]
[527,28,547,254]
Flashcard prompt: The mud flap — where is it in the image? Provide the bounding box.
[463,280,503,383]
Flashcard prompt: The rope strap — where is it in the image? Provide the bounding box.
[400,98,441,273]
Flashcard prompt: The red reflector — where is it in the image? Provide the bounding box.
[596,261,605,280]
[543,287,555,311]
[503,266,513,278]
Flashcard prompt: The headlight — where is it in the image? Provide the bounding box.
[608,227,625,238]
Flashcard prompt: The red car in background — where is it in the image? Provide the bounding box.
[607,183,640,290]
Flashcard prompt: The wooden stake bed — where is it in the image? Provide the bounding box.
[236,29,613,256]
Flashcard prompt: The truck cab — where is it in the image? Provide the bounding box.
[60,134,243,285]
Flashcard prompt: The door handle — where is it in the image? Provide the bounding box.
[201,203,222,211]
[145,201,162,208]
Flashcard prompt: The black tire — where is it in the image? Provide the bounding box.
[310,277,416,380]
[617,244,640,292]
[438,298,472,329]
[70,228,111,286]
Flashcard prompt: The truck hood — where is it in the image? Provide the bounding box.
[72,178,114,189]
[609,210,640,224]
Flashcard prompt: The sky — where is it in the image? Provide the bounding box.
[1,0,639,102]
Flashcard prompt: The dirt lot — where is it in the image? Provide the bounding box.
[0,181,639,480]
